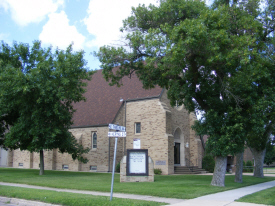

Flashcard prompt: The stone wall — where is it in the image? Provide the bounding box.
[10,126,124,172]
[13,149,32,168]
[124,98,171,174]
[160,90,204,169]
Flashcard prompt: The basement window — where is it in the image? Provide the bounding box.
[62,165,69,170]
[18,163,23,167]
[90,165,97,171]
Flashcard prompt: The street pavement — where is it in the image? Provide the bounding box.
[0,173,274,206]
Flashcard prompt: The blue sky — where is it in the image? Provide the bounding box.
[0,0,161,70]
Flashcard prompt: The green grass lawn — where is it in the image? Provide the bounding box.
[237,186,275,206]
[0,168,274,200]
[0,185,164,206]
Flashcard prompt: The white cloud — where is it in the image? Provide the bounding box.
[0,1,9,11]
[0,0,64,26]
[39,11,85,51]
[84,0,159,48]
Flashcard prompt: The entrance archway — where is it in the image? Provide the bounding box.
[174,128,185,166]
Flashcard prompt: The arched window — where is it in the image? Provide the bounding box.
[92,132,97,149]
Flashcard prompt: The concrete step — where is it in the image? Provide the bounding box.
[174,166,208,174]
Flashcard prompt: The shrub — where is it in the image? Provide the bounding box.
[154,168,162,175]
[115,162,120,173]
[246,160,253,172]
[202,155,215,173]
[243,161,247,172]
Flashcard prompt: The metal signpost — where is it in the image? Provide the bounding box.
[108,123,126,201]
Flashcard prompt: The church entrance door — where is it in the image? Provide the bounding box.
[174,143,180,165]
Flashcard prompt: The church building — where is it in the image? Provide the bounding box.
[1,69,204,175]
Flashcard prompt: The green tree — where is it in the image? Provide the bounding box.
[96,0,262,186]
[0,41,93,175]
[229,0,275,178]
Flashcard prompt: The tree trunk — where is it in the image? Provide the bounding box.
[211,156,227,187]
[250,147,265,178]
[39,150,44,175]
[235,152,243,183]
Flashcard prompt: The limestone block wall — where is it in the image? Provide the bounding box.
[189,113,203,167]
[7,150,13,167]
[160,90,204,169]
[109,136,125,172]
[31,150,55,170]
[65,126,108,172]
[125,98,171,174]
[9,125,124,172]
[13,149,32,168]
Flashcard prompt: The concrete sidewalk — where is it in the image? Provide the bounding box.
[170,180,275,206]
[0,179,275,206]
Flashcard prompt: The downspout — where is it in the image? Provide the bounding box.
[124,100,127,155]
[108,136,110,172]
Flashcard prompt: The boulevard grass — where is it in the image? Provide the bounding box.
[0,185,163,206]
[237,186,275,205]
[1,168,275,200]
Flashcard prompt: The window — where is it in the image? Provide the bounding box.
[92,132,97,149]
[135,122,141,134]
[62,165,69,170]
[18,163,23,167]
[90,165,97,171]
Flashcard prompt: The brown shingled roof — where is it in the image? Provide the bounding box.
[72,69,163,127]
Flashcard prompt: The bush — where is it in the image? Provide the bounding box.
[202,155,215,173]
[243,161,247,172]
[246,160,253,172]
[154,168,162,175]
[115,162,120,173]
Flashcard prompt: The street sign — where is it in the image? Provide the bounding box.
[108,123,126,201]
[108,124,125,132]
[108,132,126,137]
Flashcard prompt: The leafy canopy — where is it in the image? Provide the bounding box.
[96,0,263,157]
[0,41,93,163]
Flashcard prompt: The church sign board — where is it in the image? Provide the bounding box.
[126,149,148,176]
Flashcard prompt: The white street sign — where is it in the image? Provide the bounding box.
[108,124,125,131]
[108,132,126,137]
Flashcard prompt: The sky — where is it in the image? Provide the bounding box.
[0,0,161,70]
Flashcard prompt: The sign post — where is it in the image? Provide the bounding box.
[108,124,126,201]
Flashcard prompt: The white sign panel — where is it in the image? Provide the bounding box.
[129,152,146,174]
[108,132,126,137]
[108,124,126,131]
[133,139,141,149]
